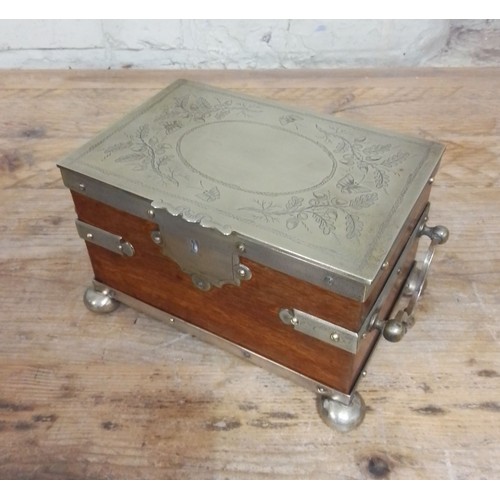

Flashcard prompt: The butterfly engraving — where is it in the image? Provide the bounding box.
[196,185,220,202]
[336,174,371,194]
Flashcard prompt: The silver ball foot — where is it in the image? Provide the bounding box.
[83,286,119,314]
[317,392,366,432]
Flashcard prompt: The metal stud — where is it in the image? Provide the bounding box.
[236,264,252,281]
[118,241,135,257]
[237,243,246,253]
[78,183,86,191]
[150,231,162,245]
[190,239,200,254]
[330,333,340,342]
[192,274,211,291]
[324,275,335,286]
[86,233,93,240]
[147,208,155,218]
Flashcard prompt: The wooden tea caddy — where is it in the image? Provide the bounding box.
[58,80,448,431]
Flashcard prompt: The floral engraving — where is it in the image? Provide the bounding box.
[239,190,379,239]
[103,125,186,186]
[97,88,410,244]
[315,124,409,191]
[102,93,262,190]
[155,94,262,124]
[163,120,183,135]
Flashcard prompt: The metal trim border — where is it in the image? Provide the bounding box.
[92,279,356,405]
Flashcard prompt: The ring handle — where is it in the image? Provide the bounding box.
[373,222,449,343]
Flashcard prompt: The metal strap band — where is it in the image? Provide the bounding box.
[75,220,135,257]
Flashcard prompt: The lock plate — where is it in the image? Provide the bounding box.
[151,207,251,291]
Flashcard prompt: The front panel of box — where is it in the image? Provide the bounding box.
[71,189,421,395]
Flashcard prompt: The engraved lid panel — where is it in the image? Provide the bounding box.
[59,79,444,290]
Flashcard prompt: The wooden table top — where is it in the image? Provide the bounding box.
[0,69,498,479]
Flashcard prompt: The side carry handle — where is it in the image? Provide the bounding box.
[371,222,449,343]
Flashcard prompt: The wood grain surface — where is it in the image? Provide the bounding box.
[71,191,412,395]
[0,69,499,479]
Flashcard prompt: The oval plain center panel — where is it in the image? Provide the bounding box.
[177,121,336,195]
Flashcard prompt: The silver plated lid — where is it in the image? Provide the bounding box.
[59,79,444,298]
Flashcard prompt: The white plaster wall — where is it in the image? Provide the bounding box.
[0,19,499,69]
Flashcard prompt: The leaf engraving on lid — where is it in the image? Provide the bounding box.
[239,189,375,239]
